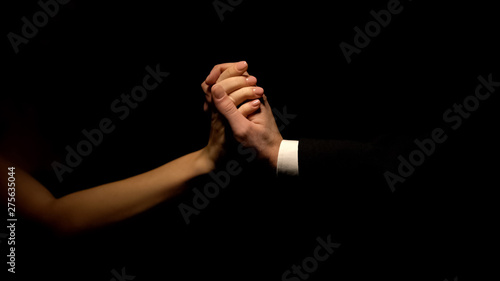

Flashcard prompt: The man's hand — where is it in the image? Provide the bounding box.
[209,64,283,168]
[202,61,254,111]
[200,61,264,170]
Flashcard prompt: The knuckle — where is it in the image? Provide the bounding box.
[218,98,237,115]
[201,82,208,92]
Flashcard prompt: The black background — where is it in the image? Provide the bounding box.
[2,0,498,280]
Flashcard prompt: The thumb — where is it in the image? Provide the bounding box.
[212,84,250,136]
[212,83,226,100]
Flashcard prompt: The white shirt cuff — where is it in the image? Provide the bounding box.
[276,140,299,176]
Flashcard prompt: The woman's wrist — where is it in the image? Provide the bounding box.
[194,147,217,175]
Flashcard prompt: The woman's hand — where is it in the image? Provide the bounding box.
[0,61,267,236]
[198,61,264,172]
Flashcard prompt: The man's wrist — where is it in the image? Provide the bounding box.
[266,136,283,170]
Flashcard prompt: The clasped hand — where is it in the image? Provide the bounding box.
[200,61,283,170]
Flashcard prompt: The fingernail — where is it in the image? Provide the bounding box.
[253,87,264,96]
[236,61,247,71]
[251,99,261,106]
[246,76,257,85]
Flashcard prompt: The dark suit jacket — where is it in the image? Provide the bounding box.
[298,135,411,183]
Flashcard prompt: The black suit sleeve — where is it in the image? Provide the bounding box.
[298,135,411,180]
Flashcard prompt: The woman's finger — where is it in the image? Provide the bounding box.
[238,99,261,117]
[229,87,264,107]
[216,76,257,95]
[216,61,248,83]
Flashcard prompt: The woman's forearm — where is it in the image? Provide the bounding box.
[47,149,212,235]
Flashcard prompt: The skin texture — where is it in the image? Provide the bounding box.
[0,62,260,236]
[203,61,283,168]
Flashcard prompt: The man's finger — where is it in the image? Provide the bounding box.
[212,84,250,137]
